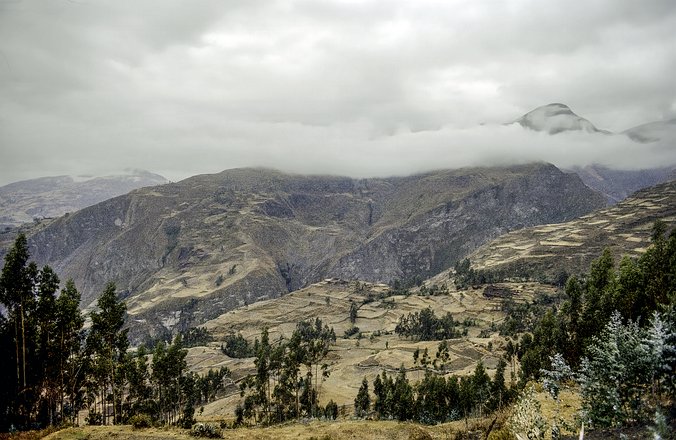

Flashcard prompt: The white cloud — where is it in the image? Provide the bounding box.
[0,0,675,184]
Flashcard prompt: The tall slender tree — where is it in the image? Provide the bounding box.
[0,234,39,428]
[54,280,85,424]
[86,282,128,424]
[35,266,60,425]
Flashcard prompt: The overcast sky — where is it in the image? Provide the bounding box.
[1,0,675,185]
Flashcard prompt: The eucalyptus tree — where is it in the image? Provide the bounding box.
[86,282,129,424]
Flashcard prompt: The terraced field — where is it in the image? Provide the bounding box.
[466,180,676,276]
[185,279,556,418]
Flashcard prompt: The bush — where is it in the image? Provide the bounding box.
[129,413,153,429]
[509,386,546,440]
[220,333,253,358]
[343,326,360,338]
[86,411,102,425]
[324,399,338,420]
[190,422,222,438]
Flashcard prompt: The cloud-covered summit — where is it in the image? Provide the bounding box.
[0,0,675,184]
[514,103,609,135]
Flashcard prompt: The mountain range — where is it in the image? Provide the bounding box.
[1,163,605,342]
[190,177,676,419]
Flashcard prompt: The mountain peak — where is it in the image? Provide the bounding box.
[514,103,608,135]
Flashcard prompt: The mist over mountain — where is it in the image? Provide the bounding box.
[513,103,611,135]
[512,103,676,143]
[507,104,675,199]
[623,118,676,143]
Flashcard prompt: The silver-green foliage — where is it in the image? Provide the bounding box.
[509,385,547,440]
[578,310,674,428]
[541,353,573,439]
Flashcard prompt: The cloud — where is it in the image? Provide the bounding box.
[0,0,675,184]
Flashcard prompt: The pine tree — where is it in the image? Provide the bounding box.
[354,378,370,417]
[392,366,413,421]
[471,360,491,418]
[415,372,448,424]
[578,312,653,428]
[488,358,508,411]
[349,301,358,324]
[294,318,335,417]
[125,345,151,419]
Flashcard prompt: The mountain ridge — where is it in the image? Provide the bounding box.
[2,163,605,342]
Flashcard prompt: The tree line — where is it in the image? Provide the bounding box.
[355,358,513,425]
[395,307,471,340]
[0,234,228,432]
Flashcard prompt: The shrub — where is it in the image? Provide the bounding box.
[509,386,546,440]
[129,413,153,429]
[324,399,338,420]
[86,411,102,425]
[343,326,359,338]
[215,274,224,286]
[190,422,222,438]
[221,333,253,358]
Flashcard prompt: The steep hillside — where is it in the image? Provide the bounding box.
[8,163,604,341]
[0,170,168,229]
[461,180,676,279]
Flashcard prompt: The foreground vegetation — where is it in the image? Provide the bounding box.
[0,235,228,431]
[1,220,675,438]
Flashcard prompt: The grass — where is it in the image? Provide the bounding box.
[0,425,62,440]
[40,418,507,440]
[44,425,190,440]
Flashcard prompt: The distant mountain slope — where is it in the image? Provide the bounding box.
[0,170,169,228]
[513,103,609,135]
[568,165,674,204]
[623,118,676,143]
[2,164,604,342]
[464,180,676,279]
